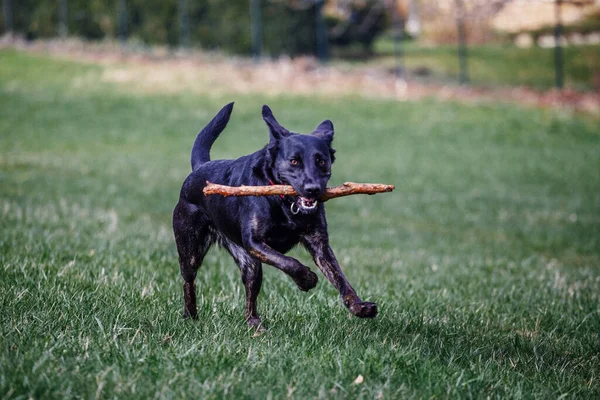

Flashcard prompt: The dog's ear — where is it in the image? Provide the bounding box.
[263,105,291,142]
[312,120,336,163]
[312,120,334,146]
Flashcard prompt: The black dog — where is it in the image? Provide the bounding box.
[173,103,377,328]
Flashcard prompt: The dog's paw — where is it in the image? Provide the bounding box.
[246,317,266,334]
[293,269,318,292]
[349,301,378,318]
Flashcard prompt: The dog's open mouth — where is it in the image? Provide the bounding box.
[299,197,318,210]
[290,197,319,214]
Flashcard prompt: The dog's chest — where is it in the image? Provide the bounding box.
[264,220,304,254]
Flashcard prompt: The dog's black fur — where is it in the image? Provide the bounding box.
[173,103,377,328]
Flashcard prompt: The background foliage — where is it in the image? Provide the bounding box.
[0,0,387,56]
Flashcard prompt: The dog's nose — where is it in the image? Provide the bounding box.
[303,184,321,198]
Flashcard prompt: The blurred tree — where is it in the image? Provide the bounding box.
[178,0,190,48]
[327,0,388,52]
[59,0,67,37]
[14,0,55,38]
[71,0,116,39]
[1,0,388,57]
[1,0,13,34]
[128,0,177,45]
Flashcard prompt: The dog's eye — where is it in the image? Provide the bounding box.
[290,159,299,166]
[318,159,326,167]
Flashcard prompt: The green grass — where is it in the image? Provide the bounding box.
[361,39,600,90]
[1,49,600,398]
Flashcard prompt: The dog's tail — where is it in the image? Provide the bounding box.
[191,102,234,171]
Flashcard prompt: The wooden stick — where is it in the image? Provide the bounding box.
[203,181,395,201]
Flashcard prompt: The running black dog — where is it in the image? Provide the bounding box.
[173,103,377,328]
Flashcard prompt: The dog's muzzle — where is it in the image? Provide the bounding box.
[290,197,318,215]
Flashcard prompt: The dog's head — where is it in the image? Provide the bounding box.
[262,105,336,214]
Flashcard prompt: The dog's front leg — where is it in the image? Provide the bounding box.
[245,238,318,292]
[302,231,378,318]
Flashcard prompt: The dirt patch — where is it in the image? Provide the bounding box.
[3,36,599,115]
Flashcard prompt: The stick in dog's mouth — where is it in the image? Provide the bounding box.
[202,181,395,201]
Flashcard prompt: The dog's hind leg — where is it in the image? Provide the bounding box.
[223,239,264,329]
[173,201,214,320]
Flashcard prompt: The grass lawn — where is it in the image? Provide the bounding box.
[353,39,600,91]
[1,49,599,398]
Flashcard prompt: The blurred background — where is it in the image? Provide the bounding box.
[1,0,599,94]
[2,2,600,397]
